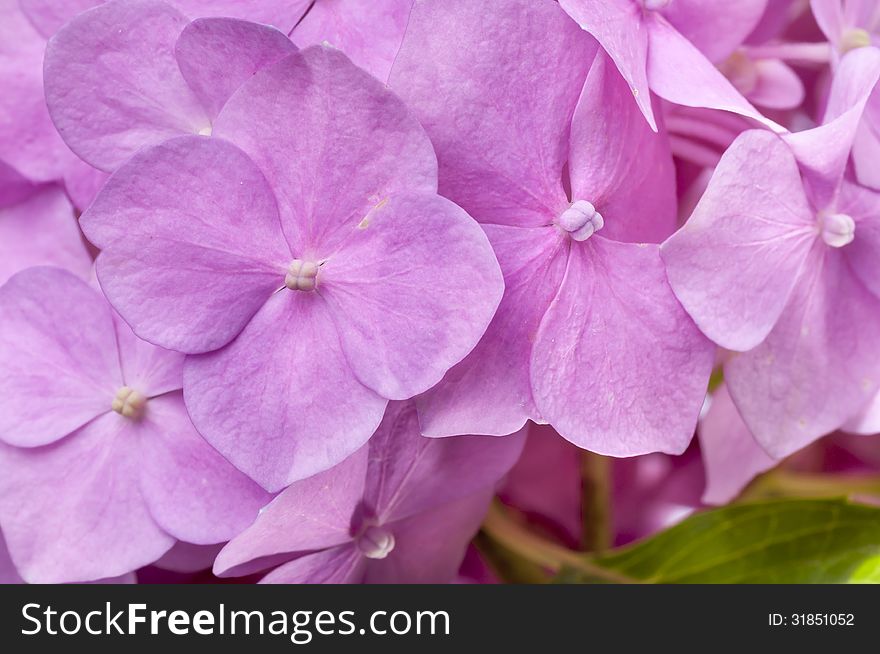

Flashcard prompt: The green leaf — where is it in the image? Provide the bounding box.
[558,498,880,584]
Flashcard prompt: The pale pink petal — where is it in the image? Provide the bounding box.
[319,193,503,399]
[559,0,656,130]
[260,545,365,584]
[174,17,296,120]
[727,246,880,457]
[184,292,386,491]
[810,0,844,46]
[44,0,211,171]
[215,46,436,255]
[646,13,783,132]
[837,178,880,299]
[531,237,714,456]
[783,47,880,206]
[214,447,368,577]
[416,226,568,437]
[137,393,271,544]
[699,383,777,505]
[0,267,120,447]
[364,490,493,584]
[0,185,91,285]
[660,0,767,63]
[112,314,184,398]
[569,51,677,243]
[62,158,110,212]
[843,389,880,435]
[392,0,595,225]
[661,130,816,351]
[82,136,291,353]
[292,0,413,82]
[363,402,526,523]
[0,415,175,583]
[748,59,805,110]
[19,0,101,37]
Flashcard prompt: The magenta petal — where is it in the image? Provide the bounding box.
[391,0,594,225]
[0,185,91,286]
[214,447,368,577]
[699,383,777,505]
[569,51,676,243]
[215,46,436,255]
[417,226,567,437]
[174,17,296,120]
[0,160,37,210]
[363,402,526,524]
[172,0,312,32]
[138,393,271,544]
[82,136,291,353]
[783,47,880,206]
[810,0,844,47]
[364,490,493,584]
[184,292,386,491]
[659,0,767,63]
[44,0,211,171]
[0,415,175,583]
[19,0,101,37]
[727,247,880,458]
[559,0,656,130]
[646,13,782,132]
[319,193,503,400]
[153,542,223,573]
[531,238,713,456]
[661,130,815,351]
[260,545,365,584]
[0,529,24,584]
[292,0,413,82]
[0,267,121,447]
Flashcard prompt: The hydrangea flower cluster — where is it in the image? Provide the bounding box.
[1,0,879,584]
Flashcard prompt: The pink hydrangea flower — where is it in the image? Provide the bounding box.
[391,0,714,456]
[558,0,782,131]
[80,45,504,491]
[662,47,880,458]
[214,402,526,584]
[0,267,270,583]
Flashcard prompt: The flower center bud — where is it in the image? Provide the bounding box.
[111,386,147,420]
[284,259,319,292]
[819,213,856,248]
[841,28,871,53]
[557,200,604,242]
[356,525,395,560]
[642,0,670,10]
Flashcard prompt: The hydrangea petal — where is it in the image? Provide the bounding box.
[44,0,211,171]
[174,17,296,120]
[391,0,595,225]
[0,185,91,286]
[660,0,767,63]
[646,13,783,132]
[749,59,805,110]
[0,267,120,447]
[82,136,291,353]
[214,447,368,577]
[843,389,880,435]
[215,46,436,255]
[137,393,270,544]
[569,51,676,243]
[661,130,816,351]
[154,542,223,573]
[783,47,880,206]
[260,545,365,584]
[531,237,714,456]
[184,292,386,491]
[837,179,880,299]
[19,0,101,37]
[417,226,567,437]
[0,160,37,210]
[112,314,184,398]
[559,0,656,130]
[0,415,175,583]
[319,193,503,400]
[364,490,494,584]
[363,402,526,524]
[699,383,777,505]
[0,529,24,584]
[726,246,880,458]
[172,0,312,32]
[292,0,413,82]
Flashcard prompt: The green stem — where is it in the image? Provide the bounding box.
[581,452,612,552]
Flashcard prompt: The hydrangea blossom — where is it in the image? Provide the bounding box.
[0,267,270,583]
[80,45,504,491]
[214,402,526,584]
[662,47,880,458]
[391,0,714,455]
